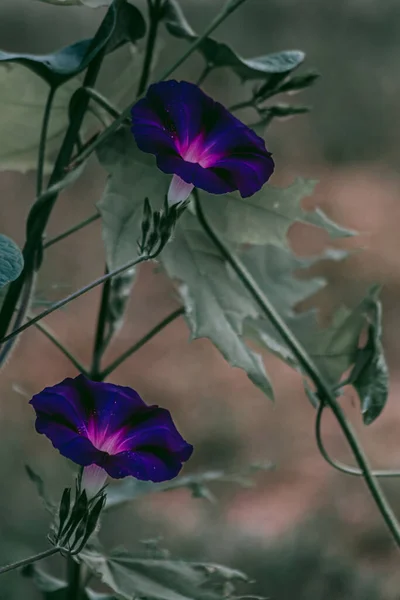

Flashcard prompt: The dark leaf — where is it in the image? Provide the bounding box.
[161,0,304,79]
[348,289,389,424]
[23,563,115,599]
[0,1,145,86]
[278,70,321,93]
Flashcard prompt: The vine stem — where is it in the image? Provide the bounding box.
[0,253,156,346]
[43,213,100,250]
[37,85,56,198]
[34,320,89,376]
[316,401,400,478]
[100,307,184,379]
[67,0,251,170]
[193,190,400,549]
[91,268,112,379]
[137,0,162,97]
[0,547,60,576]
[67,557,81,600]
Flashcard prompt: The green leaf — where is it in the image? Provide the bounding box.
[25,465,56,514]
[105,463,273,510]
[97,129,169,335]
[200,179,355,248]
[79,546,248,600]
[22,563,116,599]
[161,211,274,399]
[0,64,82,173]
[243,244,369,386]
[0,2,145,86]
[0,234,23,288]
[348,290,389,424]
[161,0,304,79]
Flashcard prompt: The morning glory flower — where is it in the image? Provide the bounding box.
[131,80,274,205]
[30,375,193,494]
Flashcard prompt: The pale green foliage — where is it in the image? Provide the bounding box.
[200,180,354,247]
[162,211,274,397]
[79,546,248,600]
[244,245,367,384]
[0,65,82,173]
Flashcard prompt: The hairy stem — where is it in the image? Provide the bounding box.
[193,190,400,549]
[0,547,60,576]
[100,307,184,379]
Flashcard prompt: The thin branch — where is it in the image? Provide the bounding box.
[37,86,56,198]
[100,307,185,379]
[34,320,89,376]
[0,253,156,346]
[0,547,60,576]
[316,401,400,478]
[43,213,100,249]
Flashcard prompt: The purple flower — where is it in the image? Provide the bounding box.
[30,375,193,490]
[131,80,274,205]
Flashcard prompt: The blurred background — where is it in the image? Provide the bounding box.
[1,0,400,598]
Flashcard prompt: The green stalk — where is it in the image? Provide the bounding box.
[0,547,60,576]
[100,307,184,379]
[193,190,400,549]
[0,253,155,345]
[37,85,57,198]
[137,0,163,97]
[34,320,89,376]
[43,213,100,249]
[316,402,400,478]
[67,557,82,600]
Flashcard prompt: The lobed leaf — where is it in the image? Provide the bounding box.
[243,245,371,387]
[199,179,355,248]
[161,211,274,399]
[79,546,248,600]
